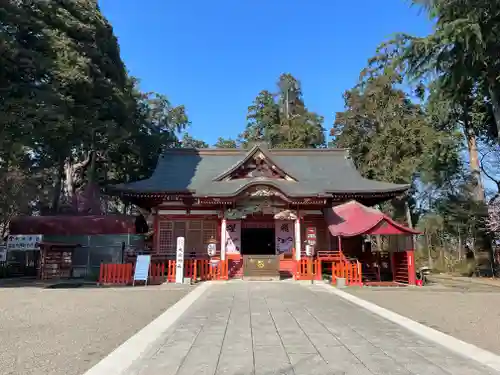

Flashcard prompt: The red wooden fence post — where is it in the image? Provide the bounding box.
[99,264,104,284]
[406,250,416,285]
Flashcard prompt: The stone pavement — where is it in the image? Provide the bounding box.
[125,282,498,375]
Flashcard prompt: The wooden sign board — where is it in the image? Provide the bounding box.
[133,255,151,286]
[243,255,279,279]
[7,234,43,251]
[176,237,185,284]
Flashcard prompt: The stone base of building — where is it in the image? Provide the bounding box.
[243,276,280,281]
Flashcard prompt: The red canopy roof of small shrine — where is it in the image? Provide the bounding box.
[324,200,420,237]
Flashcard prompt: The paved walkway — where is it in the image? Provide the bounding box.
[125,282,498,375]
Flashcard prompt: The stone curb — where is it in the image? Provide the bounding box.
[82,281,212,375]
[314,283,500,373]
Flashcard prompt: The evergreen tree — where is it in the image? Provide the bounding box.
[213,137,238,148]
[241,74,325,148]
[180,133,209,148]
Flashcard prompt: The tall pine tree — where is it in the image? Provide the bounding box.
[240,74,325,148]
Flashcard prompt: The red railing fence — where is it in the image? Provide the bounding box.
[98,259,229,285]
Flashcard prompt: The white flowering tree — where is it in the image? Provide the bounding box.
[488,200,500,234]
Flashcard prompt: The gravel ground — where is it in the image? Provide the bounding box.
[0,283,194,375]
[347,281,500,355]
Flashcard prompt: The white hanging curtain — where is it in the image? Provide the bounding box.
[275,220,294,254]
[225,220,241,254]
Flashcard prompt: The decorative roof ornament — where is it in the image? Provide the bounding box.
[273,209,297,220]
[249,186,277,197]
[223,204,261,219]
[213,143,297,182]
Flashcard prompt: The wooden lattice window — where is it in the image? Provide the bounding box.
[189,220,202,230]
[157,219,218,258]
[174,221,186,241]
[203,221,217,244]
[186,220,202,257]
[158,221,173,255]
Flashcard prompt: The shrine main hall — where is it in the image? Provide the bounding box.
[108,143,418,284]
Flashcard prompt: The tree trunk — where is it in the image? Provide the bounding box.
[457,229,463,261]
[1,220,8,239]
[487,84,500,143]
[463,107,486,202]
[64,153,92,212]
[50,160,65,214]
[425,232,433,269]
[64,160,77,210]
[404,200,417,250]
[463,105,495,275]
[87,150,96,184]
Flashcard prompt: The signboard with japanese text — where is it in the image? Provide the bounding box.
[207,243,216,257]
[275,221,294,254]
[175,237,185,284]
[306,227,317,247]
[133,255,151,285]
[6,235,43,251]
[305,244,315,256]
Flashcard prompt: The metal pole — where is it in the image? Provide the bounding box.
[308,255,313,284]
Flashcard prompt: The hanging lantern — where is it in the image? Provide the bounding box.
[207,236,217,257]
[305,244,315,257]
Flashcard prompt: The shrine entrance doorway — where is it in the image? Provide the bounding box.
[241,227,279,279]
[241,227,275,255]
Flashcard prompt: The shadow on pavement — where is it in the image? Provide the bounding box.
[0,277,99,289]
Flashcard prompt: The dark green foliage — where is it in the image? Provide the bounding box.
[0,0,188,219]
[240,74,325,148]
[332,73,460,186]
[213,137,238,148]
[180,133,209,148]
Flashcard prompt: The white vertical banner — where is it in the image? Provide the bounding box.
[220,218,227,260]
[294,219,301,260]
[175,237,185,284]
[225,220,241,254]
[275,221,294,254]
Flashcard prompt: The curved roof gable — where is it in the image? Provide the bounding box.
[324,200,420,237]
[212,143,297,182]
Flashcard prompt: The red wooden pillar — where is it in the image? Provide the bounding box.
[406,250,416,285]
[292,248,299,280]
[316,259,322,281]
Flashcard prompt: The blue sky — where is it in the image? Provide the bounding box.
[99,0,432,146]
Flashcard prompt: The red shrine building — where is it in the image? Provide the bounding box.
[107,144,419,285]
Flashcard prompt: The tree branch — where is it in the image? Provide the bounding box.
[479,150,500,202]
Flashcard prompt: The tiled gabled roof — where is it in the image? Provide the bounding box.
[106,144,409,198]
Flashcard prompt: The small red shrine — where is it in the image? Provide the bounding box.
[107,143,419,285]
